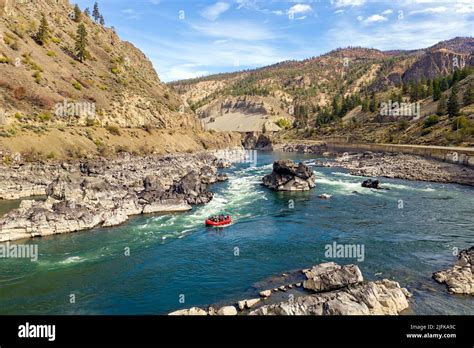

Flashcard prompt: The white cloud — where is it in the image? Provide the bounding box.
[381,9,393,15]
[201,2,231,21]
[409,6,448,15]
[287,4,313,20]
[331,0,366,8]
[363,14,388,24]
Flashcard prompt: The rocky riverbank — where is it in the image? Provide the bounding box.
[433,247,473,295]
[0,149,242,242]
[280,143,474,186]
[168,262,411,315]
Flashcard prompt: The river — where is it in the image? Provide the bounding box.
[0,151,472,314]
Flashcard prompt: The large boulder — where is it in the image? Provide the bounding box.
[433,247,473,295]
[303,263,364,292]
[361,179,380,189]
[262,160,315,191]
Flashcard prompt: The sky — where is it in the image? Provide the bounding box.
[74,0,474,82]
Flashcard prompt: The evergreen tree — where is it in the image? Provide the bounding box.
[75,23,88,62]
[427,79,433,97]
[447,86,460,118]
[433,79,441,101]
[361,93,369,112]
[409,82,417,102]
[397,92,403,104]
[84,8,90,16]
[369,91,378,113]
[436,95,447,116]
[99,15,105,26]
[440,78,449,92]
[35,13,49,45]
[463,84,474,106]
[93,2,100,22]
[402,82,408,95]
[332,95,341,117]
[452,69,461,86]
[73,4,82,22]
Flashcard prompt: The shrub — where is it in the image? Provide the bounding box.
[0,56,11,64]
[51,37,61,44]
[37,113,51,122]
[46,51,56,57]
[420,127,432,136]
[106,124,121,135]
[32,71,41,84]
[275,118,292,130]
[452,116,468,131]
[46,151,56,159]
[423,115,439,128]
[72,82,82,90]
[398,119,409,130]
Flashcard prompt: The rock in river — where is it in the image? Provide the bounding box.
[433,247,473,295]
[262,160,316,191]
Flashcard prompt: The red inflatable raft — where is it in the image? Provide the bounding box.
[205,217,232,226]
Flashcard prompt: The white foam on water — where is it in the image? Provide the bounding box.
[59,256,83,264]
[137,169,267,242]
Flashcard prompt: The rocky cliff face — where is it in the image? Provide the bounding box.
[402,49,471,82]
[0,0,198,129]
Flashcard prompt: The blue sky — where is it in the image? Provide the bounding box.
[74,0,474,82]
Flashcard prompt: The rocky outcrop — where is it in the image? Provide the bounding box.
[242,132,273,150]
[361,179,381,189]
[433,247,473,295]
[0,150,243,242]
[168,262,411,316]
[262,160,315,191]
[250,279,410,315]
[302,263,363,292]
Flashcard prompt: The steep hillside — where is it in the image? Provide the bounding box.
[0,0,199,129]
[170,37,474,146]
[0,0,241,160]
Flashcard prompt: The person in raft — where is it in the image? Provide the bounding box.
[209,215,230,222]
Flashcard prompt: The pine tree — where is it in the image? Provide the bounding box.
[447,86,460,118]
[436,95,447,116]
[452,69,461,86]
[84,8,90,16]
[99,15,105,26]
[93,2,100,22]
[463,84,474,106]
[369,91,378,113]
[440,78,449,92]
[332,95,340,117]
[427,79,433,97]
[75,23,88,62]
[361,93,369,112]
[73,4,82,22]
[35,13,49,45]
[432,79,441,101]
